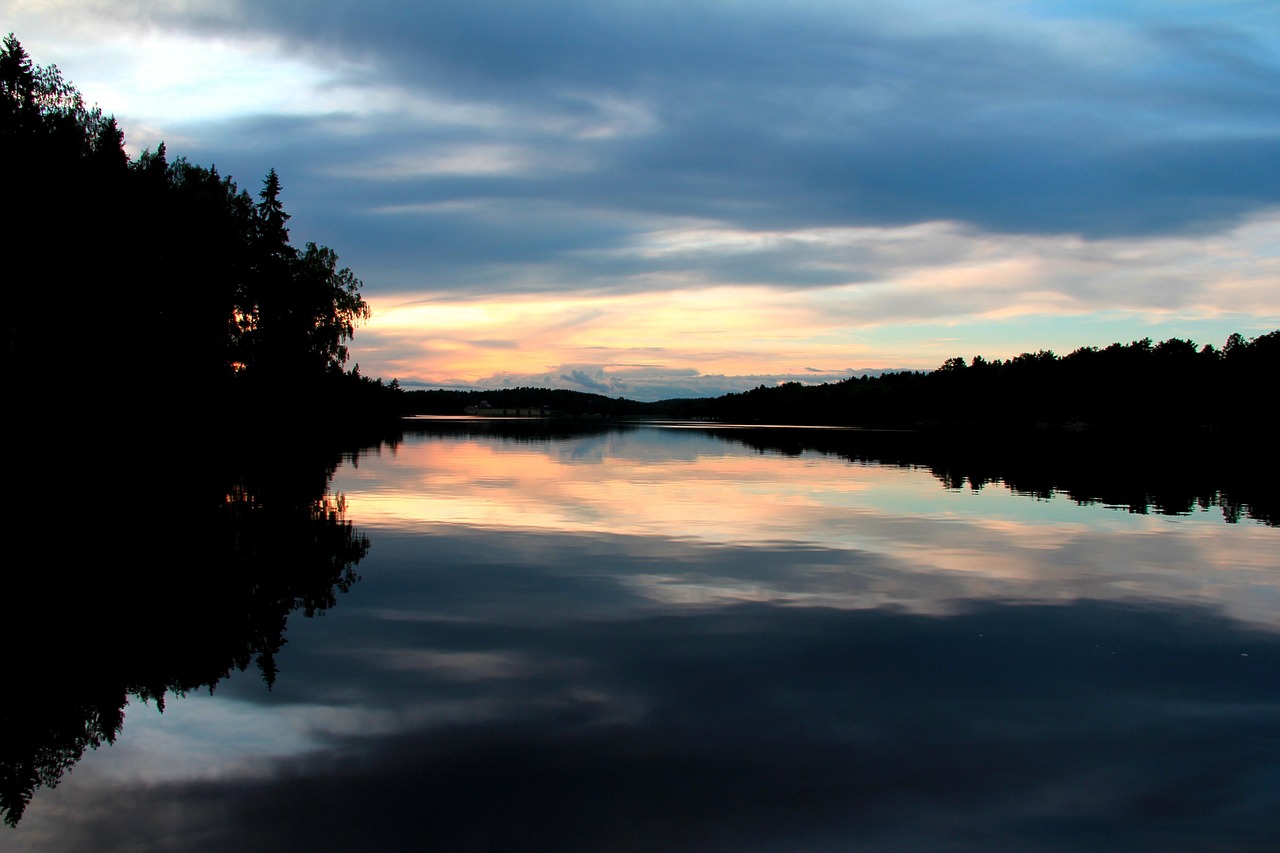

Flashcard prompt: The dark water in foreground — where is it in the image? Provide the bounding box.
[8,421,1280,851]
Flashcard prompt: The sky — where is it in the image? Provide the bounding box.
[5,0,1280,400]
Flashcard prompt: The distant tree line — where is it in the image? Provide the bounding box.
[682,332,1280,433]
[405,387,648,417]
[1,34,403,436]
[406,332,1279,435]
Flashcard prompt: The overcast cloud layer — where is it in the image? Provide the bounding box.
[6,0,1280,398]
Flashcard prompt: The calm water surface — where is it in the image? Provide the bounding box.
[11,422,1280,851]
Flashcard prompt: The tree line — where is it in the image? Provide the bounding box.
[680,331,1280,433]
[1,34,402,435]
[405,331,1280,435]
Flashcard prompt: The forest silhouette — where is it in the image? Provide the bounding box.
[1,34,402,438]
[692,331,1280,432]
[0,35,392,827]
[403,329,1280,433]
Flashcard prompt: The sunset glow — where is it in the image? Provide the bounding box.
[6,0,1280,398]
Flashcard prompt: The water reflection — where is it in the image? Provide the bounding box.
[8,422,1280,851]
[0,439,370,827]
[335,422,1280,626]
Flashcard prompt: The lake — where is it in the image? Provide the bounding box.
[7,419,1280,851]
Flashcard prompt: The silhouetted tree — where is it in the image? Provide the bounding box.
[234,169,371,404]
[1,37,403,823]
[2,34,399,433]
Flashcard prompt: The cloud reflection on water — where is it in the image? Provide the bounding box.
[21,597,1280,852]
[333,427,1280,626]
[11,426,1280,852]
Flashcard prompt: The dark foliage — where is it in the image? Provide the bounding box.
[0,35,402,826]
[404,386,651,417]
[0,432,375,827]
[403,331,1278,438]
[675,332,1280,433]
[1,34,404,436]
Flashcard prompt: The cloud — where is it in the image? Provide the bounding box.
[24,0,1280,238]
[453,364,854,400]
[558,368,613,395]
[345,211,1280,396]
[255,1,1280,236]
[5,0,1280,392]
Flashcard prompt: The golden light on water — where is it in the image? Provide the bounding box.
[329,428,1280,626]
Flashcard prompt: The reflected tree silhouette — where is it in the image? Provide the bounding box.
[400,420,1280,527]
[0,437,372,827]
[0,34,401,825]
